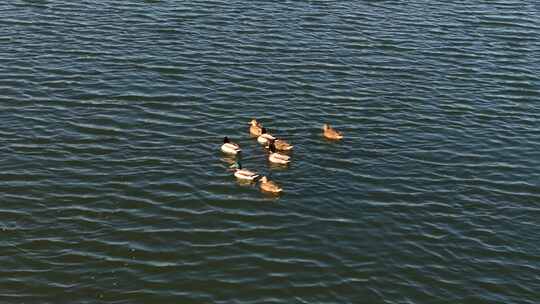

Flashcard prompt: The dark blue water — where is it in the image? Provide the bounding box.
[1,1,539,303]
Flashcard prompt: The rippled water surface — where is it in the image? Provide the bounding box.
[1,1,539,303]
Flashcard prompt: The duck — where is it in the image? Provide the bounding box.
[259,176,283,194]
[272,138,293,151]
[323,123,343,140]
[230,162,259,181]
[221,136,241,155]
[249,119,263,137]
[257,128,276,145]
[268,141,290,165]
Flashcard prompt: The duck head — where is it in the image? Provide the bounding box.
[268,140,277,153]
[223,136,230,143]
[230,161,241,170]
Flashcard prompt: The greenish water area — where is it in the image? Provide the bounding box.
[1,1,539,303]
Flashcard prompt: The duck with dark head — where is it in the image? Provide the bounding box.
[267,139,290,165]
[257,127,276,145]
[221,136,242,155]
[230,161,259,181]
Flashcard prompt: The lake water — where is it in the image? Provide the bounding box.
[1,1,539,303]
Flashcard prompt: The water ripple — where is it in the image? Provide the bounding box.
[1,0,539,303]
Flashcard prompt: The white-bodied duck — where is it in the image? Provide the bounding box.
[230,161,259,181]
[268,140,290,165]
[257,127,276,145]
[221,136,241,155]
